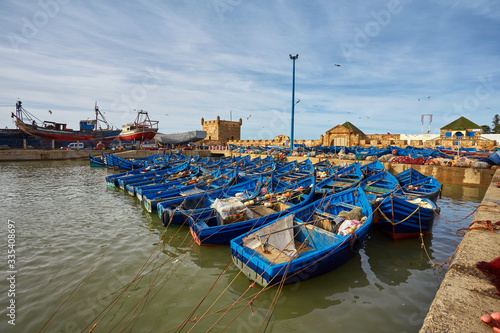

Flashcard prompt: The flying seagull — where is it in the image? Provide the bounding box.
[48,110,52,114]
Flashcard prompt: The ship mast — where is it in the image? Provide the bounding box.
[93,102,115,130]
[95,102,98,125]
[16,101,23,122]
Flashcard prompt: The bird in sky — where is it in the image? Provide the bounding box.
[48,110,52,114]
[334,64,341,67]
[247,114,251,120]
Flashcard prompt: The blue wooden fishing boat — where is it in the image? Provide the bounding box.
[316,162,364,194]
[89,154,105,167]
[104,155,185,188]
[395,168,426,186]
[277,159,314,183]
[135,169,222,201]
[125,166,201,196]
[105,165,158,188]
[105,153,159,171]
[359,170,400,203]
[398,175,442,203]
[239,160,276,178]
[157,175,266,225]
[116,161,189,190]
[143,169,242,213]
[230,187,373,287]
[160,175,279,225]
[188,175,316,246]
[359,160,385,178]
[312,159,331,173]
[373,193,438,241]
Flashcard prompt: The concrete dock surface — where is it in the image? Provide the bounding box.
[420,169,500,332]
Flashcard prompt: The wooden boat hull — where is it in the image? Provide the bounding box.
[374,195,438,241]
[400,176,442,203]
[230,187,373,287]
[89,154,105,167]
[118,129,158,141]
[16,120,119,141]
[157,176,263,224]
[189,176,316,246]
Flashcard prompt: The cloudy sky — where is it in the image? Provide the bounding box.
[0,0,499,140]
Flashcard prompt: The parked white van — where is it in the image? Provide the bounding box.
[66,142,84,150]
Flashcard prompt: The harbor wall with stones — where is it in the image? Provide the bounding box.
[420,169,500,332]
[0,149,159,161]
[223,152,496,187]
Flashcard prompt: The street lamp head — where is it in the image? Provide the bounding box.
[289,54,299,60]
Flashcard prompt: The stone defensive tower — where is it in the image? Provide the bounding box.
[201,116,242,145]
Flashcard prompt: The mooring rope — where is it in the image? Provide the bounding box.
[432,203,498,223]
[455,220,500,237]
[376,204,421,226]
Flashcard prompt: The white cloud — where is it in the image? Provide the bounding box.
[0,0,498,138]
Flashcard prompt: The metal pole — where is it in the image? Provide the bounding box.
[289,54,298,152]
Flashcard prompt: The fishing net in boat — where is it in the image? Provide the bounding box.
[211,197,253,224]
[180,187,205,196]
[242,214,298,259]
[407,198,434,209]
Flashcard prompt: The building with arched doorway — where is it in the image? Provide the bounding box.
[439,116,483,147]
[322,122,367,146]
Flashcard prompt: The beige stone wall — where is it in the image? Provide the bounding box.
[203,121,219,142]
[440,128,482,138]
[228,138,321,148]
[226,136,497,149]
[321,129,401,147]
[201,116,242,145]
[215,121,497,149]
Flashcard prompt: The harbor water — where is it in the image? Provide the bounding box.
[0,160,487,332]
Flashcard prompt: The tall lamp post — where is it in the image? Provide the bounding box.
[289,54,298,152]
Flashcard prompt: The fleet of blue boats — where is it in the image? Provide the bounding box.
[91,150,443,287]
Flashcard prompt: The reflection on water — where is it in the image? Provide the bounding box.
[0,161,487,333]
[441,183,487,201]
[364,227,433,287]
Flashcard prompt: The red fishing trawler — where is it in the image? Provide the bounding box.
[12,101,121,141]
[117,110,159,141]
